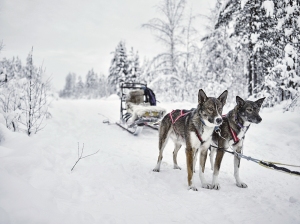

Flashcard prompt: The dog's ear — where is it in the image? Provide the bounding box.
[198,89,208,104]
[218,90,228,106]
[255,97,265,108]
[236,96,245,107]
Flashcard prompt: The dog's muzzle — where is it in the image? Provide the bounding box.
[248,117,262,124]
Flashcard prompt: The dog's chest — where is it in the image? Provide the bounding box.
[229,123,250,146]
[237,122,250,139]
[190,126,214,148]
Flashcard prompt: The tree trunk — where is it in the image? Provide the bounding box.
[248,57,253,96]
[253,51,257,95]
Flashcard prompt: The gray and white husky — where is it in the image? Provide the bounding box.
[210,96,265,190]
[153,89,228,191]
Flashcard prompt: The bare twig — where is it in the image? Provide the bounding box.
[71,143,100,171]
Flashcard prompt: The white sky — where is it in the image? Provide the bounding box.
[0,0,215,90]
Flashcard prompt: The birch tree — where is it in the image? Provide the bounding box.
[20,49,51,136]
[142,0,186,75]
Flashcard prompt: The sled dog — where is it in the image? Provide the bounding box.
[153,89,228,191]
[210,96,265,190]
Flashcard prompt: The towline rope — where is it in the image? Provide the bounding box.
[210,145,300,177]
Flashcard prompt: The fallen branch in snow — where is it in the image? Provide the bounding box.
[71,143,100,171]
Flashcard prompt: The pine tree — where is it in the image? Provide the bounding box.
[60,73,76,98]
[98,74,108,97]
[127,48,141,83]
[85,69,99,98]
[75,75,85,98]
[263,0,300,106]
[108,41,129,95]
[216,0,278,97]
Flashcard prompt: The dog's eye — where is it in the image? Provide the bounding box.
[247,108,253,113]
[208,108,213,113]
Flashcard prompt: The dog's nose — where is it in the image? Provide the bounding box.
[257,117,262,123]
[216,118,222,124]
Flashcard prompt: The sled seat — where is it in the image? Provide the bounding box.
[125,90,166,123]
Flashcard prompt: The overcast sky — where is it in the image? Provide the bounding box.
[0,0,215,90]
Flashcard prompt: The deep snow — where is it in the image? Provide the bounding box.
[0,96,299,224]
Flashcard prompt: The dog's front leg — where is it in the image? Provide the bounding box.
[212,139,227,190]
[186,147,198,191]
[209,147,216,170]
[199,142,212,189]
[193,148,199,173]
[233,142,247,188]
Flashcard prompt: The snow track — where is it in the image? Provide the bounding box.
[0,97,299,224]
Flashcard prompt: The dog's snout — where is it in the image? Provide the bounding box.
[216,118,222,125]
[257,117,262,123]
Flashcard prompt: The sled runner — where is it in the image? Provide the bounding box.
[116,82,166,135]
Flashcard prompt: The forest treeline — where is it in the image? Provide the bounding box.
[2,0,299,112]
[60,0,299,108]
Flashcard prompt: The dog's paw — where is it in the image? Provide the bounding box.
[202,183,213,189]
[188,186,198,191]
[173,164,181,170]
[213,183,221,190]
[236,182,248,188]
[152,168,160,172]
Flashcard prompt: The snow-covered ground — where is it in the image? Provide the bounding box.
[0,96,299,224]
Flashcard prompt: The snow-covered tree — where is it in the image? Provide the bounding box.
[59,73,76,98]
[85,69,99,98]
[142,0,187,101]
[200,0,247,105]
[75,75,85,98]
[127,47,141,83]
[108,41,129,95]
[216,0,278,96]
[19,49,51,136]
[98,74,108,97]
[214,0,299,108]
[0,49,51,135]
[0,78,23,132]
[142,0,186,75]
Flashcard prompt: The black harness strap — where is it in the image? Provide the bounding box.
[259,161,300,176]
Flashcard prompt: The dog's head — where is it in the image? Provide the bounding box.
[235,96,265,124]
[197,89,228,127]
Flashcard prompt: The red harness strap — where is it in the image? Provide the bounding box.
[223,114,239,144]
[195,128,204,144]
[229,125,239,143]
[169,110,190,124]
[170,110,204,144]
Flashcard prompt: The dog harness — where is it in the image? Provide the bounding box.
[223,114,250,145]
[169,110,190,124]
[169,110,204,144]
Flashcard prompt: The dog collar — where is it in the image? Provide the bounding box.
[200,117,206,126]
